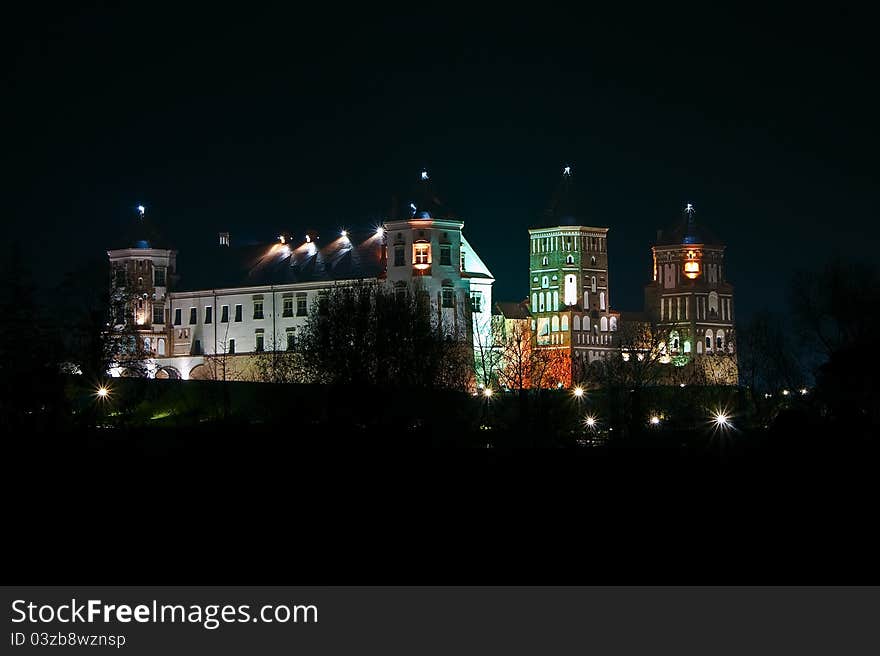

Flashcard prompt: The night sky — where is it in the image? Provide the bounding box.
[5,6,877,318]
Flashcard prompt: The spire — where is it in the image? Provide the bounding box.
[541,164,580,226]
[122,202,166,249]
[408,168,454,219]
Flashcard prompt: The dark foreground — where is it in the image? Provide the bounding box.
[5,379,878,584]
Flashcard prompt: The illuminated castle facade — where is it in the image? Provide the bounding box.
[107,173,494,380]
[520,169,737,386]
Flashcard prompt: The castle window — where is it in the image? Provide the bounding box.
[234,304,243,322]
[283,296,294,317]
[228,339,235,354]
[561,315,569,331]
[551,316,560,332]
[286,329,296,351]
[541,276,549,288]
[204,306,212,324]
[566,255,574,264]
[174,308,182,325]
[542,256,548,267]
[394,245,405,267]
[440,245,451,266]
[539,293,545,312]
[441,284,454,308]
[584,315,590,331]
[254,330,265,352]
[552,290,559,311]
[573,315,581,331]
[564,274,577,306]
[600,292,606,310]
[591,256,596,266]
[189,307,197,325]
[413,242,430,267]
[600,316,608,332]
[153,307,164,325]
[253,300,264,320]
[716,329,725,351]
[583,291,589,308]
[221,305,229,323]
[610,316,618,331]
[591,276,597,293]
[684,340,691,353]
[706,329,713,351]
[192,339,202,355]
[670,330,680,351]
[154,267,166,286]
[531,293,537,313]
[470,291,483,313]
[157,338,166,356]
[708,292,719,316]
[296,293,308,316]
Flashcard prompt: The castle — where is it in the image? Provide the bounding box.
[107,169,737,385]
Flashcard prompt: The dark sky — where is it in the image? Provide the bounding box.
[5,6,878,318]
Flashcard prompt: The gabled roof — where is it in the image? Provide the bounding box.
[175,232,385,292]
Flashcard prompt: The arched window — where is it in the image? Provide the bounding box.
[583,291,589,308]
[541,275,549,288]
[531,293,537,313]
[564,274,577,305]
[697,340,703,354]
[566,255,574,264]
[542,256,548,266]
[716,329,725,350]
[590,256,596,266]
[143,337,151,352]
[600,292,606,310]
[706,329,714,351]
[539,292,545,312]
[553,291,559,311]
[573,315,581,331]
[669,330,680,351]
[561,315,569,331]
[609,316,618,331]
[551,316,560,332]
[600,316,608,332]
[157,338,166,356]
[591,276,597,293]
[708,291,719,316]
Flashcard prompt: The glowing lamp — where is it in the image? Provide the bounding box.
[96,386,110,399]
[800,388,808,395]
[584,415,597,428]
[340,230,348,238]
[650,416,660,425]
[483,388,493,398]
[572,386,584,398]
[376,227,385,236]
[714,412,730,427]
[782,389,790,396]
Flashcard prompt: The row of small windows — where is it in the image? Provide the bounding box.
[539,255,598,267]
[532,235,606,253]
[535,314,617,333]
[532,289,605,312]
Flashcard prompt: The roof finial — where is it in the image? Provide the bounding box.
[420,170,429,181]
[685,202,695,223]
[562,165,572,177]
[137,204,145,219]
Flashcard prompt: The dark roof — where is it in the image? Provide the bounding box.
[493,300,531,319]
[115,209,170,250]
[618,310,652,323]
[404,171,457,220]
[535,167,586,228]
[656,208,723,246]
[175,232,385,292]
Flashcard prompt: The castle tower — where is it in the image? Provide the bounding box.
[383,170,494,343]
[528,167,619,384]
[644,203,737,383]
[107,205,177,364]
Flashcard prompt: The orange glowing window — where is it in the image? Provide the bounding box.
[683,250,701,279]
[414,242,430,268]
